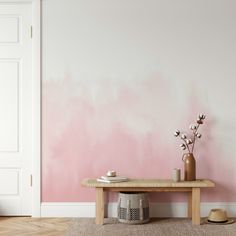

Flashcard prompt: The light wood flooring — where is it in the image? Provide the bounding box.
[0,217,72,236]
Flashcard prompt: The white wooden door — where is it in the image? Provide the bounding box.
[0,3,32,215]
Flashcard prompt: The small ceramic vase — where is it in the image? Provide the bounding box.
[182,153,196,181]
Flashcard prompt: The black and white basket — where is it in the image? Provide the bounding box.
[117,192,149,224]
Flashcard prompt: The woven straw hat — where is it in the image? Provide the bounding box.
[205,209,234,225]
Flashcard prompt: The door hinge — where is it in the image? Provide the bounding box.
[30,26,33,38]
[30,174,33,187]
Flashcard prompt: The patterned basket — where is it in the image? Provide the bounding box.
[117,192,149,224]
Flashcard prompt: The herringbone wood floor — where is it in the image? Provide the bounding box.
[0,217,72,236]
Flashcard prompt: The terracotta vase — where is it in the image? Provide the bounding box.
[182,153,196,181]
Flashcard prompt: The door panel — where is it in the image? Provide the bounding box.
[0,16,19,43]
[0,169,19,195]
[0,3,32,215]
[0,60,19,151]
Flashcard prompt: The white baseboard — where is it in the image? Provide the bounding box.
[41,202,95,217]
[41,202,236,217]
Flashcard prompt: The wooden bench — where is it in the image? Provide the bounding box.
[82,178,215,225]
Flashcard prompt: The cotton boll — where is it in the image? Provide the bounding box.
[186,139,193,144]
[196,133,202,138]
[199,114,206,120]
[189,124,197,130]
[180,143,186,150]
[174,130,180,137]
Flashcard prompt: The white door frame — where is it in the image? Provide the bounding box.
[0,0,41,216]
[31,0,41,217]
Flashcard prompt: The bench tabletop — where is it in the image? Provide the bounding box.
[82,178,215,188]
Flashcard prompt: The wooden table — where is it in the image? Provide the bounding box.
[82,179,215,225]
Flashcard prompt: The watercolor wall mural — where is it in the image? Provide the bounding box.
[42,0,236,202]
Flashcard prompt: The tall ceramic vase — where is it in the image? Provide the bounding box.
[182,153,196,181]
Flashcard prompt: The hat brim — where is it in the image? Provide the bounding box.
[204,218,234,225]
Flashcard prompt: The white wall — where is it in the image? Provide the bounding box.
[42,0,236,205]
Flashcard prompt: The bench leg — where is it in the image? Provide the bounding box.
[192,188,201,225]
[188,191,192,218]
[96,187,104,225]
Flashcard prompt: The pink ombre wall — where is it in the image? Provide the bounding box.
[42,0,236,202]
